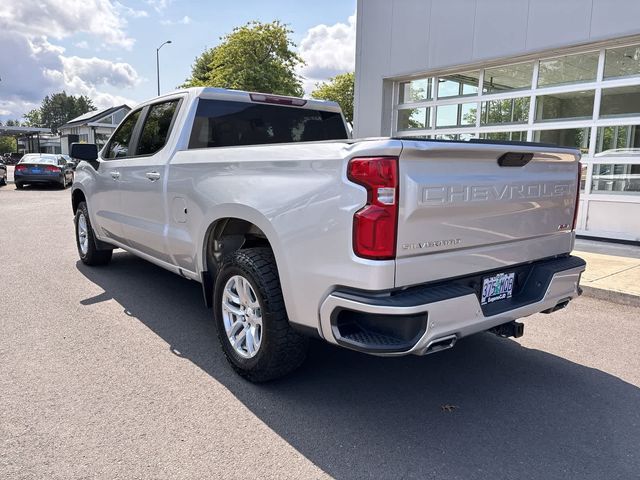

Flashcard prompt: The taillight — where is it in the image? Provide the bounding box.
[572,162,582,230]
[45,165,60,172]
[249,93,307,107]
[347,156,399,260]
[15,165,26,172]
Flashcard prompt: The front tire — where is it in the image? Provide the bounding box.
[213,248,308,382]
[75,202,112,266]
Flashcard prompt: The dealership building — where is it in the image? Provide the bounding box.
[354,0,640,241]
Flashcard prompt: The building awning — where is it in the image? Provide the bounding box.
[0,126,51,136]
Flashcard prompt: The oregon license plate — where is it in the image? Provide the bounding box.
[481,272,515,305]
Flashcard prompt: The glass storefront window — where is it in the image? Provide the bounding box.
[600,85,640,118]
[580,164,587,191]
[434,133,477,141]
[596,125,640,153]
[538,52,599,87]
[397,107,430,130]
[399,78,432,104]
[535,90,595,122]
[604,45,640,79]
[480,97,529,125]
[437,72,480,98]
[591,163,640,194]
[480,131,527,142]
[533,128,591,152]
[483,63,533,93]
[436,103,477,128]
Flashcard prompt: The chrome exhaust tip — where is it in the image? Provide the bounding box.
[424,334,457,354]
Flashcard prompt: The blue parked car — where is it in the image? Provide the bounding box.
[14,154,74,189]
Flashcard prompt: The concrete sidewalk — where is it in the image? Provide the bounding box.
[574,248,640,306]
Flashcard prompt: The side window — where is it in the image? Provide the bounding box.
[136,100,179,156]
[103,110,141,159]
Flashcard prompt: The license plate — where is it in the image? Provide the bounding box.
[481,272,515,305]
[31,168,42,173]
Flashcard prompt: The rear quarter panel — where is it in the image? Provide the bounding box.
[166,139,402,330]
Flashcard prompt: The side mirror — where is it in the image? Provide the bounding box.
[70,143,99,170]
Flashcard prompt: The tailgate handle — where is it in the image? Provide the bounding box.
[498,152,533,167]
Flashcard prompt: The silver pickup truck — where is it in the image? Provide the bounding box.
[70,87,586,381]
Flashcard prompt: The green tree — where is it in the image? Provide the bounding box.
[25,91,96,133]
[311,72,354,123]
[183,21,305,97]
[23,109,42,127]
[0,136,16,154]
[0,120,20,153]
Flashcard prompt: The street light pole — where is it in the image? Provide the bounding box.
[156,40,172,96]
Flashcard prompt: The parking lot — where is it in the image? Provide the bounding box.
[1,184,639,479]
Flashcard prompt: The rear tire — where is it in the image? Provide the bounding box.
[15,182,23,190]
[75,201,112,266]
[0,173,6,185]
[213,248,308,382]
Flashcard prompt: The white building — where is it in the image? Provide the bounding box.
[354,0,640,241]
[59,105,130,155]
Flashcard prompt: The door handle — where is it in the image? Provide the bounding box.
[146,171,161,181]
[110,171,120,180]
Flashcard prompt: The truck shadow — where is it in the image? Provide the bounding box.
[76,252,640,480]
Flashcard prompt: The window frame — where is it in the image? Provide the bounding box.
[102,97,183,161]
[101,108,144,161]
[134,98,183,158]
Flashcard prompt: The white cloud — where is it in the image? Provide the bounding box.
[299,13,356,95]
[0,0,135,49]
[0,30,139,121]
[160,15,191,26]
[61,56,139,88]
[0,1,142,121]
[145,0,172,13]
[115,2,148,18]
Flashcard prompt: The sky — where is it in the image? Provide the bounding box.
[0,0,357,122]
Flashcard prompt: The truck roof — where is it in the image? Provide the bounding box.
[134,86,343,113]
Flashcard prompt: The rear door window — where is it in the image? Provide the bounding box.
[188,99,348,149]
[103,110,141,159]
[136,100,180,156]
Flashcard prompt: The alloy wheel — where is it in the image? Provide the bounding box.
[221,275,263,358]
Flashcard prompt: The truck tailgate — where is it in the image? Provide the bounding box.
[395,140,580,287]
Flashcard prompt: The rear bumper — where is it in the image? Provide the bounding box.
[319,255,586,356]
[14,173,63,184]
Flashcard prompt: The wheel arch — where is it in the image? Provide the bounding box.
[199,206,285,309]
[71,187,86,214]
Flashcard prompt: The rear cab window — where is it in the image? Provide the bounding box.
[188,99,348,149]
[19,155,57,164]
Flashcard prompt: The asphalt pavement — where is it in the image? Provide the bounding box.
[1,185,639,480]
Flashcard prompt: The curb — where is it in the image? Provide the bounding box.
[581,285,640,307]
